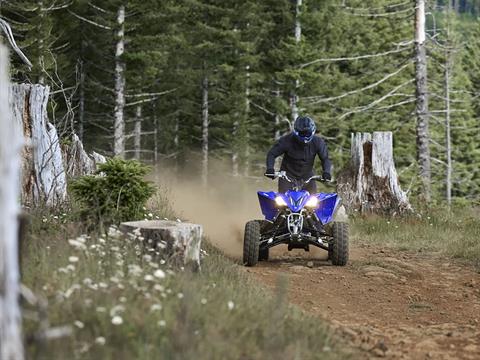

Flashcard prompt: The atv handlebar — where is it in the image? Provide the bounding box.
[264,171,332,184]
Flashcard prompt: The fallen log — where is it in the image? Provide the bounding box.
[337,132,412,216]
[120,220,203,271]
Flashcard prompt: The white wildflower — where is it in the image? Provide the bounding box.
[177,293,184,299]
[99,238,106,244]
[66,264,76,272]
[227,301,235,310]
[148,213,153,218]
[201,298,207,305]
[143,254,152,262]
[74,320,84,329]
[68,256,79,263]
[99,282,108,289]
[144,274,154,282]
[154,269,166,279]
[111,316,123,325]
[95,337,106,346]
[119,296,127,303]
[150,304,162,312]
[158,320,166,327]
[68,240,86,250]
[128,264,142,276]
[96,307,106,313]
[153,284,164,292]
[64,284,81,298]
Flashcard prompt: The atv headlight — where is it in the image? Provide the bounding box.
[305,196,319,208]
[275,196,287,207]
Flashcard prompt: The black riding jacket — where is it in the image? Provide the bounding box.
[266,133,332,179]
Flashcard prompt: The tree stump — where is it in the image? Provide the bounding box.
[10,83,67,207]
[120,220,203,271]
[62,134,106,178]
[337,132,412,216]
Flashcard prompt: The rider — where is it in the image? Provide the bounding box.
[265,116,332,194]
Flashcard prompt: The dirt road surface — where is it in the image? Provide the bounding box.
[247,244,480,359]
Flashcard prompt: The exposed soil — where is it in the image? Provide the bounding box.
[246,244,480,359]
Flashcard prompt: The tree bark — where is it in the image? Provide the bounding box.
[134,105,142,160]
[0,44,24,360]
[243,65,251,177]
[274,88,281,141]
[78,58,85,142]
[337,132,413,216]
[10,83,67,206]
[113,5,126,158]
[201,75,209,187]
[415,0,431,202]
[445,2,452,207]
[120,220,203,271]
[290,0,302,122]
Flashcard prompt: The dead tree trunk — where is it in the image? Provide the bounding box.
[0,45,24,360]
[10,84,67,206]
[415,0,431,202]
[243,65,251,177]
[133,105,142,160]
[289,0,301,122]
[78,58,85,142]
[201,75,209,187]
[444,3,453,207]
[337,132,413,216]
[113,5,126,158]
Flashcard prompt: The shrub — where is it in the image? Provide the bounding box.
[70,158,155,226]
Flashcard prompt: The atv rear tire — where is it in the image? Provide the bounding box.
[330,222,349,266]
[243,220,260,266]
[259,247,269,261]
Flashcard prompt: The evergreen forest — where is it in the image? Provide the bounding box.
[2,0,480,204]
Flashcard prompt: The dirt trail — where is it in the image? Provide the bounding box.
[247,244,480,359]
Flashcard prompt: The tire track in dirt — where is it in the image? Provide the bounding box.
[246,244,480,359]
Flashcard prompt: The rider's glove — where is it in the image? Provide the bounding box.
[265,169,276,179]
[322,172,332,181]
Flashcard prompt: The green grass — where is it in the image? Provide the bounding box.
[352,207,480,268]
[21,213,352,360]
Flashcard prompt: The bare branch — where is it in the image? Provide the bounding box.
[337,79,415,119]
[67,10,112,30]
[0,18,33,68]
[303,61,412,104]
[300,43,413,68]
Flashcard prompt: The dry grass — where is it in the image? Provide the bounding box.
[352,207,480,269]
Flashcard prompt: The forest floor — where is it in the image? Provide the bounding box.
[246,244,480,359]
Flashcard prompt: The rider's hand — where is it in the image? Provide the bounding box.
[265,169,276,179]
[322,172,332,181]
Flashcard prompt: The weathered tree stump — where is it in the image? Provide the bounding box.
[9,84,105,207]
[337,132,412,216]
[10,83,67,207]
[120,220,203,271]
[62,134,106,178]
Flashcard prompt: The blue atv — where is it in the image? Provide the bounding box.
[243,171,349,267]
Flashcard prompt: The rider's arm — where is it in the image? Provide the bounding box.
[266,138,287,172]
[317,138,332,178]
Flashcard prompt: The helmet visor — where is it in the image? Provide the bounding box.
[298,129,313,138]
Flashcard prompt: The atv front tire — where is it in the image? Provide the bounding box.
[330,222,349,266]
[243,220,260,266]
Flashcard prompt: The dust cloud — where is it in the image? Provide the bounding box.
[152,160,273,259]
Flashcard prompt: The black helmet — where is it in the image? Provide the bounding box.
[293,116,316,143]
